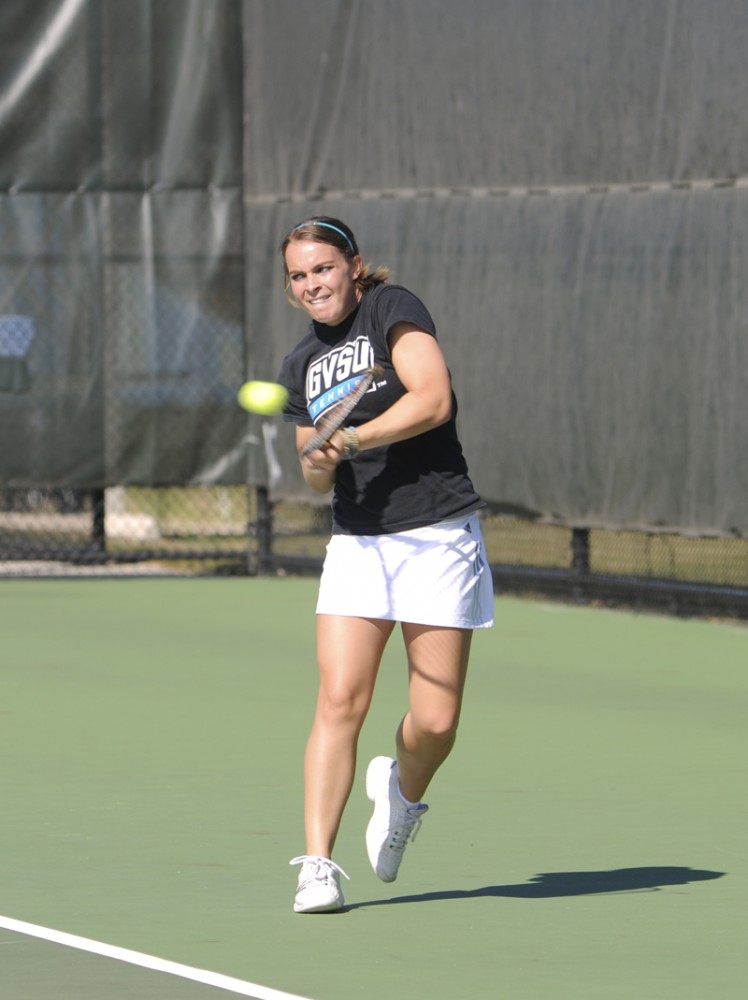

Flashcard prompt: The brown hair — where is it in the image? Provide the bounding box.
[280,216,390,304]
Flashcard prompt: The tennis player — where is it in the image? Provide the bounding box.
[278,217,494,912]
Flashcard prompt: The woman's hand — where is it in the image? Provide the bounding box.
[297,429,346,492]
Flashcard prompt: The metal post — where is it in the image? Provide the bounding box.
[570,526,590,602]
[90,488,106,558]
[571,527,590,574]
[256,485,274,575]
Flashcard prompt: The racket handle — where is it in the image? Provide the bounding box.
[301,434,330,458]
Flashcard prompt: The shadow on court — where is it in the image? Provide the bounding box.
[348,866,725,909]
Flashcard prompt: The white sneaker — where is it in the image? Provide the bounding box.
[365,756,429,883]
[289,855,349,913]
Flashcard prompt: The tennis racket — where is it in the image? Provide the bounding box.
[301,364,383,457]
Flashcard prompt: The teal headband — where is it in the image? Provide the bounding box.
[294,221,356,253]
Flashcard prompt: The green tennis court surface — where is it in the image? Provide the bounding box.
[2,579,745,999]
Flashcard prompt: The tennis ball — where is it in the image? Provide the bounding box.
[237,380,288,415]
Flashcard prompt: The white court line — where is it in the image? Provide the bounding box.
[0,915,312,1000]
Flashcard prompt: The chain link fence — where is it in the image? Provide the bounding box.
[3,487,747,619]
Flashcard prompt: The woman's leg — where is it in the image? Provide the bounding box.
[395,623,473,803]
[303,614,395,858]
[363,623,472,883]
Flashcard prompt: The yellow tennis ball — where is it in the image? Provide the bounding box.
[237,380,288,415]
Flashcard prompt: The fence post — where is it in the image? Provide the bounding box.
[256,485,274,574]
[571,527,590,573]
[571,526,591,607]
[90,488,106,558]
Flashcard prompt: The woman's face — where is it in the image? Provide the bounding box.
[284,240,362,326]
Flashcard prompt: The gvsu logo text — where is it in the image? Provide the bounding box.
[306,338,374,419]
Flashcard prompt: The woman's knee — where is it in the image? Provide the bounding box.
[409,707,461,745]
[315,682,372,729]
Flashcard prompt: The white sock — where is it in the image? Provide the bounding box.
[396,783,420,808]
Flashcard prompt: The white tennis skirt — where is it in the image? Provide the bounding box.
[316,512,494,628]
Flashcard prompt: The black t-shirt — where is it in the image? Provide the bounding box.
[278,283,484,534]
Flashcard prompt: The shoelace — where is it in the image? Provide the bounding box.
[289,855,350,888]
[386,806,427,854]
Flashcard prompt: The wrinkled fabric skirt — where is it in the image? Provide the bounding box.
[316,513,494,628]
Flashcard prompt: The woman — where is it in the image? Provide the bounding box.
[277,216,494,913]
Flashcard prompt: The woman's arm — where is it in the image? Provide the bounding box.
[298,322,452,485]
[354,322,453,448]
